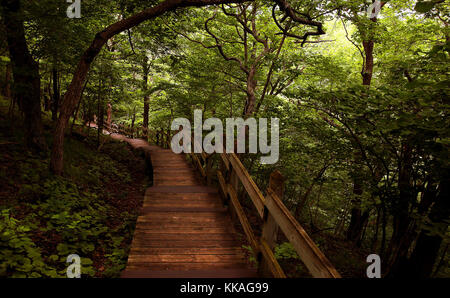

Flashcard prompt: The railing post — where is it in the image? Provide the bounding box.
[259,170,285,277]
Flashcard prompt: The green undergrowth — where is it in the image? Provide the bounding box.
[0,99,143,277]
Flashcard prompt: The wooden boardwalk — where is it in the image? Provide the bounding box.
[110,134,257,278]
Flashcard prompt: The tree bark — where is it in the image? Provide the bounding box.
[4,63,11,98]
[142,56,150,138]
[361,40,374,86]
[391,173,449,278]
[1,0,47,151]
[52,66,59,121]
[50,0,251,175]
[244,68,257,116]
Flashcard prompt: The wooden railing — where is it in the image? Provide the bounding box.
[187,148,341,278]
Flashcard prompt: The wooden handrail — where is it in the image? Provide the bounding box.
[224,153,265,218]
[265,188,341,278]
[185,148,341,278]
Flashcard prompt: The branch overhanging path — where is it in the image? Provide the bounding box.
[49,0,326,175]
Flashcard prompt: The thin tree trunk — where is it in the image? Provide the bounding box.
[52,66,59,121]
[244,68,257,116]
[4,62,11,98]
[71,78,88,135]
[97,79,104,147]
[142,56,150,138]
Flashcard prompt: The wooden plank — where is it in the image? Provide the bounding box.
[144,193,220,200]
[143,201,223,209]
[129,239,242,248]
[129,247,245,255]
[227,153,265,217]
[125,262,249,271]
[139,206,228,214]
[259,239,286,278]
[132,233,238,241]
[136,222,232,229]
[136,212,229,219]
[134,227,233,234]
[122,268,258,278]
[259,171,283,277]
[227,184,259,254]
[127,254,247,263]
[145,186,218,193]
[265,188,341,278]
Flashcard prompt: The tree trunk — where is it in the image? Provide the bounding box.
[244,68,257,116]
[142,56,150,138]
[361,40,374,86]
[97,80,104,147]
[4,63,11,98]
[106,102,112,130]
[346,154,368,245]
[394,173,449,278]
[1,0,46,151]
[345,22,376,244]
[52,66,59,121]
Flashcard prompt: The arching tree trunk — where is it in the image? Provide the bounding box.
[50,0,251,175]
[1,0,46,152]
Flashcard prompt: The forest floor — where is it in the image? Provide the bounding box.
[0,97,148,277]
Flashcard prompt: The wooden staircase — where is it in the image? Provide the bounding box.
[119,140,257,278]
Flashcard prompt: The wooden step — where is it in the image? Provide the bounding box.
[128,240,242,248]
[129,247,245,255]
[146,186,218,194]
[132,233,239,241]
[125,264,249,271]
[121,268,258,278]
[139,207,228,215]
